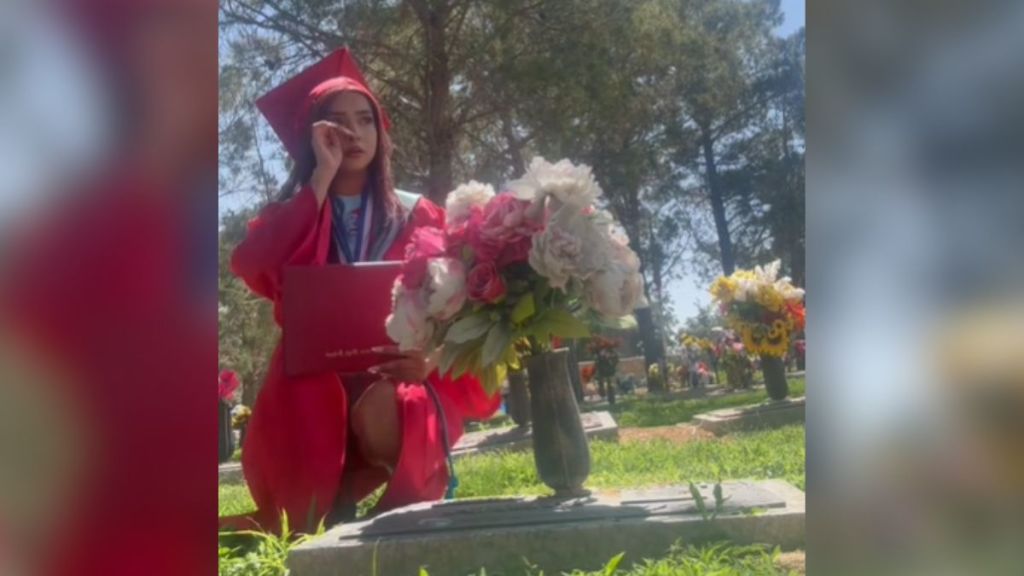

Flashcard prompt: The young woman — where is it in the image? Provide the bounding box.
[230,49,499,533]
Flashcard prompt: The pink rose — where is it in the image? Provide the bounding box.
[496,235,533,267]
[480,193,542,243]
[466,262,507,303]
[403,227,446,289]
[447,205,504,263]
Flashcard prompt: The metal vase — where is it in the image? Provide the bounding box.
[761,355,790,401]
[526,349,591,497]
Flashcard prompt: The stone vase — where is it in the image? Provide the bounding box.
[218,399,234,464]
[506,370,531,428]
[526,349,591,497]
[761,355,789,401]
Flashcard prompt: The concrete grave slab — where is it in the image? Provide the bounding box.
[288,480,804,576]
[220,462,243,485]
[452,411,618,458]
[693,396,806,436]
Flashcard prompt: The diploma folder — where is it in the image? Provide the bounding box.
[282,261,403,378]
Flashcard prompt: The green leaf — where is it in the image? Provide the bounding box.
[535,308,590,340]
[481,365,501,396]
[446,313,493,344]
[602,552,626,575]
[452,349,480,380]
[510,293,536,325]
[439,344,462,375]
[481,323,513,367]
[593,313,638,331]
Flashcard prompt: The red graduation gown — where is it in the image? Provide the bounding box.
[229,186,499,533]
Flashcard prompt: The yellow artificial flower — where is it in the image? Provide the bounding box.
[710,277,737,303]
[756,286,785,313]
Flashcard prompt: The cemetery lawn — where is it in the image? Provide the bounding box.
[220,423,804,517]
[220,424,804,575]
[593,378,805,428]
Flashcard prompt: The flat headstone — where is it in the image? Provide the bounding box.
[693,397,806,436]
[219,462,243,485]
[452,411,618,458]
[288,480,805,576]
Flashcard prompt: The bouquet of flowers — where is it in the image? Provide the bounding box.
[580,364,596,384]
[713,329,755,388]
[587,336,621,379]
[218,370,240,404]
[386,157,644,394]
[231,405,252,429]
[709,261,805,358]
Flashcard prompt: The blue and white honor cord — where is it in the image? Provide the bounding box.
[423,381,458,500]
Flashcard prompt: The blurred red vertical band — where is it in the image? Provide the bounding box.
[0,0,218,574]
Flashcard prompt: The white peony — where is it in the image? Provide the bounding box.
[385,280,435,351]
[425,258,467,321]
[506,157,602,208]
[528,225,583,290]
[445,181,495,225]
[584,243,644,318]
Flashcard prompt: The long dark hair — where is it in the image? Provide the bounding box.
[277,90,401,233]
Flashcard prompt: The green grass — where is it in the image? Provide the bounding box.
[457,424,805,497]
[219,483,257,517]
[594,378,805,428]
[420,542,796,575]
[465,413,515,433]
[219,424,805,518]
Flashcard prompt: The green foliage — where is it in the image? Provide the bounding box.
[219,208,279,408]
[416,542,793,575]
[219,424,805,520]
[218,513,324,576]
[598,378,805,428]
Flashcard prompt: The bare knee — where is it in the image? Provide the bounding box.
[350,381,401,469]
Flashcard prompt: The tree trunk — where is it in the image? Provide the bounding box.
[420,2,455,205]
[701,126,735,275]
[635,306,664,392]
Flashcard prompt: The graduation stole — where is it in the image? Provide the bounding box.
[330,188,419,263]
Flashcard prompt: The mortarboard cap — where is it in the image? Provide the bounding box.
[256,48,391,161]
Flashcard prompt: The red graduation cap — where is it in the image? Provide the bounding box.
[256,48,391,161]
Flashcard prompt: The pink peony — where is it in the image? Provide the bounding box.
[480,193,543,244]
[466,262,507,303]
[403,227,446,289]
[385,280,435,351]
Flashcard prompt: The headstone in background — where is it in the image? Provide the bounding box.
[452,411,618,458]
[694,396,806,436]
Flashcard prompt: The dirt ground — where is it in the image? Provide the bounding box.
[618,424,717,445]
[776,550,806,574]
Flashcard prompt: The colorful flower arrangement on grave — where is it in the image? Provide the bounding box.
[386,158,644,394]
[713,329,755,389]
[709,261,805,358]
[586,336,621,397]
[218,370,240,403]
[680,334,715,354]
[231,405,252,429]
[580,364,596,384]
[647,363,664,389]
